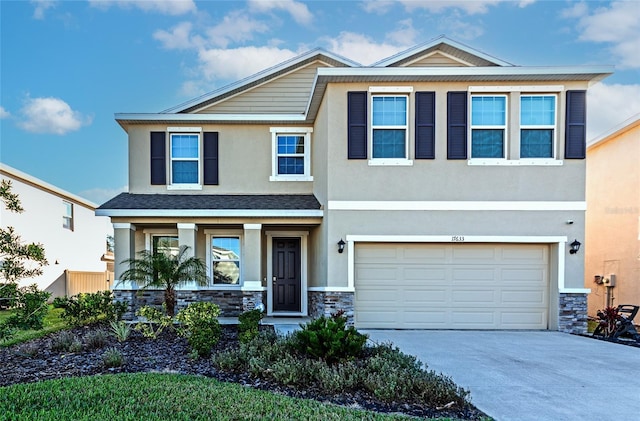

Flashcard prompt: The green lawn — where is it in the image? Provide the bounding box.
[0,306,68,347]
[0,373,443,421]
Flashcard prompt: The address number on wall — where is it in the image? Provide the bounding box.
[451,236,465,242]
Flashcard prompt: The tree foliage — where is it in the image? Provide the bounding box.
[0,179,48,291]
[119,244,208,317]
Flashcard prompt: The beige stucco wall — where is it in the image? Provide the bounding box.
[585,120,640,315]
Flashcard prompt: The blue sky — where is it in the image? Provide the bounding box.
[1,0,639,204]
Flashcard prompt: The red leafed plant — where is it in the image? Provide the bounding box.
[596,306,620,338]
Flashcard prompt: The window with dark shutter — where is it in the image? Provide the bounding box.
[447,92,468,160]
[565,90,586,159]
[415,92,436,159]
[347,91,367,159]
[203,132,219,185]
[150,131,166,185]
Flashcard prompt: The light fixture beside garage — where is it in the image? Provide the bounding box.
[337,239,346,254]
[569,239,581,254]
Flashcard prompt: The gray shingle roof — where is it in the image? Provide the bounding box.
[98,193,321,211]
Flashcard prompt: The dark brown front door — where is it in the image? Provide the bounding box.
[272,238,301,312]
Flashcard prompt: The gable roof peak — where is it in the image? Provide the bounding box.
[372,35,514,68]
[162,47,360,114]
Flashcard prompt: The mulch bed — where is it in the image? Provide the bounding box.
[576,333,640,348]
[0,324,488,420]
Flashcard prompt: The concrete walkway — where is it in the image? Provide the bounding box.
[361,330,640,421]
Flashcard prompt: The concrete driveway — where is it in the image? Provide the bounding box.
[361,330,640,421]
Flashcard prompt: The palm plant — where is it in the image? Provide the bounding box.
[119,245,208,317]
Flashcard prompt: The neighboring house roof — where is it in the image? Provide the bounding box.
[0,163,98,209]
[371,35,513,67]
[587,113,640,150]
[115,37,614,128]
[96,193,323,218]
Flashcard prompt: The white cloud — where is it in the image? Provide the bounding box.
[396,0,520,15]
[386,19,419,46]
[436,14,485,40]
[88,0,196,15]
[248,0,313,25]
[587,83,640,141]
[0,106,10,119]
[196,46,298,82]
[321,32,409,65]
[79,185,128,205]
[153,22,204,50]
[567,1,640,69]
[361,1,396,14]
[206,10,270,48]
[31,0,56,20]
[18,97,92,135]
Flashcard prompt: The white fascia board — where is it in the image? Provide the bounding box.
[328,201,586,211]
[115,113,306,122]
[345,235,568,244]
[316,65,614,79]
[95,209,323,218]
[587,113,640,149]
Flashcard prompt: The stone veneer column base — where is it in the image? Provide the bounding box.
[308,291,355,325]
[558,293,588,334]
[115,289,264,319]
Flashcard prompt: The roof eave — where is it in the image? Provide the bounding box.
[95,209,324,218]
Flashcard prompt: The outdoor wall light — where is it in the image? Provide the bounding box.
[337,239,346,254]
[569,239,581,254]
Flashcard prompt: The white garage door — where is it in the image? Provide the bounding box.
[355,243,549,329]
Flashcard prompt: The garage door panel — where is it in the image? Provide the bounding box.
[403,289,448,303]
[501,290,546,304]
[452,290,495,304]
[355,243,549,330]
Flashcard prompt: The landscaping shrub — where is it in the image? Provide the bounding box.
[102,347,124,368]
[84,328,110,350]
[0,282,19,309]
[238,308,264,344]
[175,302,221,358]
[109,320,131,342]
[135,306,173,339]
[1,285,50,334]
[56,291,127,326]
[50,330,82,352]
[291,311,367,364]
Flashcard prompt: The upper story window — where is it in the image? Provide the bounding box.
[170,133,200,185]
[520,95,556,158]
[62,201,73,231]
[210,236,241,286]
[471,95,507,158]
[371,95,408,160]
[269,128,313,181]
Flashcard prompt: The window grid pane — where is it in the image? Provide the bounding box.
[372,129,406,158]
[277,136,305,154]
[471,130,504,158]
[472,96,506,126]
[521,129,553,158]
[172,161,198,184]
[521,96,555,126]
[212,237,241,285]
[373,96,407,126]
[171,134,199,158]
[278,157,304,174]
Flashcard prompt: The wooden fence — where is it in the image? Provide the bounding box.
[65,270,114,296]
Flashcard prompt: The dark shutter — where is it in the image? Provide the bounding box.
[447,92,468,160]
[415,91,436,159]
[203,132,219,185]
[347,91,367,159]
[565,90,586,159]
[150,131,166,185]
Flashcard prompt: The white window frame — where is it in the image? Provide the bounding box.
[168,132,202,190]
[369,88,412,166]
[469,94,508,160]
[269,127,313,181]
[520,94,558,160]
[62,201,74,231]
[144,229,179,256]
[205,230,243,289]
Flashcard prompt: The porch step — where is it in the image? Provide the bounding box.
[218,316,311,336]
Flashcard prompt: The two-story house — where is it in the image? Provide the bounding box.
[98,37,612,333]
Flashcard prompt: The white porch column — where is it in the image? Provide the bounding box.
[243,224,262,290]
[177,223,197,257]
[113,223,136,289]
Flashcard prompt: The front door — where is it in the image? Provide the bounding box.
[272,238,301,312]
